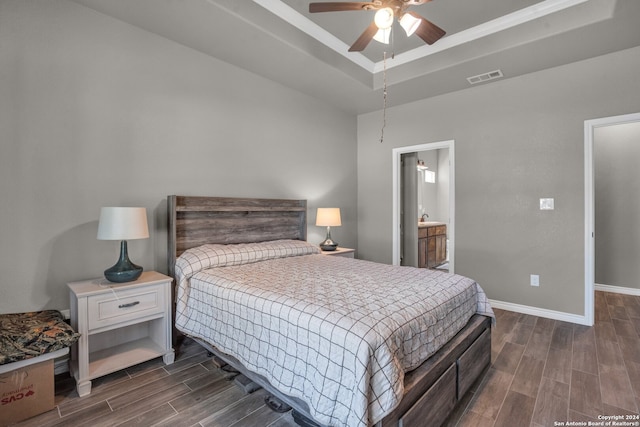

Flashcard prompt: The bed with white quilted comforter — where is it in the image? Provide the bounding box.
[174,240,494,427]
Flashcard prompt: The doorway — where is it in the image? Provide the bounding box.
[392,140,455,270]
[584,112,640,326]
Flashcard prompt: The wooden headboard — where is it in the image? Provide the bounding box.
[167,195,307,278]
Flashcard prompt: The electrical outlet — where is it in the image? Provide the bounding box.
[530,274,540,287]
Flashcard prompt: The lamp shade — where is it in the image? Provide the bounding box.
[400,13,422,36]
[316,208,341,227]
[97,207,149,240]
[373,28,391,44]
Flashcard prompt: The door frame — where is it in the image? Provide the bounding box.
[392,140,455,269]
[584,111,640,326]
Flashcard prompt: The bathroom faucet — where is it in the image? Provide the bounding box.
[420,213,429,222]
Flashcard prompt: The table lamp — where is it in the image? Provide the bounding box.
[97,207,149,283]
[316,207,341,251]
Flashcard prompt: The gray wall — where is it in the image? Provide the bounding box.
[0,0,357,313]
[594,121,640,289]
[357,46,640,316]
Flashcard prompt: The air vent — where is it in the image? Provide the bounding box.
[466,69,503,85]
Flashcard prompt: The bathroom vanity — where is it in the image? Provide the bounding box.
[418,222,447,268]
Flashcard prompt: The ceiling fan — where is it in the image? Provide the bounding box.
[308,0,446,52]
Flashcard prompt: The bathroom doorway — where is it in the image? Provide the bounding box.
[392,140,455,271]
[584,112,640,325]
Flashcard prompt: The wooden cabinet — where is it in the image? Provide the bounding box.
[68,271,175,396]
[418,224,447,268]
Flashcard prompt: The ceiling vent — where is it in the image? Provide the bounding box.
[467,69,503,85]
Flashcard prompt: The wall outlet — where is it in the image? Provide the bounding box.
[530,274,540,287]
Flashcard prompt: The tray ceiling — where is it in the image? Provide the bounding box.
[70,0,640,113]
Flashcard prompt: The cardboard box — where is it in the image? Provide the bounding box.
[0,359,54,425]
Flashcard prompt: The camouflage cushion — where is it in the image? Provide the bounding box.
[0,310,80,365]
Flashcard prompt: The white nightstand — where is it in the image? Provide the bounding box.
[68,271,175,396]
[321,247,355,258]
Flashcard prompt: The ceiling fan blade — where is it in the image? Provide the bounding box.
[407,11,446,45]
[348,21,378,52]
[309,2,374,13]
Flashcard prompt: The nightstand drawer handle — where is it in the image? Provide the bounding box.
[118,301,140,309]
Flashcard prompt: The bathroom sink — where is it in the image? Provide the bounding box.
[418,221,445,227]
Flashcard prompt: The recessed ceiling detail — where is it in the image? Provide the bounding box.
[68,0,637,114]
[253,0,591,74]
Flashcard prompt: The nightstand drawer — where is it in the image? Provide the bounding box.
[88,285,165,330]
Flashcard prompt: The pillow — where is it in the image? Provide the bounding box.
[174,239,321,290]
[0,310,81,364]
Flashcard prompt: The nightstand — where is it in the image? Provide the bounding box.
[68,271,175,397]
[321,247,355,258]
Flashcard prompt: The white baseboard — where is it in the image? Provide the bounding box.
[594,283,640,296]
[489,299,591,326]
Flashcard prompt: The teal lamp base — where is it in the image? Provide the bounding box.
[104,240,143,283]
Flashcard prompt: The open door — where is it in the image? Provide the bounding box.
[584,112,640,326]
[392,140,455,271]
[401,152,419,267]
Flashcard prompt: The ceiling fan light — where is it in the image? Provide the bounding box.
[400,13,421,36]
[373,28,391,44]
[374,7,394,30]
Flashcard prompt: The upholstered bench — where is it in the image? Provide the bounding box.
[0,310,80,424]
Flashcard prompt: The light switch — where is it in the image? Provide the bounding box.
[540,198,554,210]
[530,274,540,286]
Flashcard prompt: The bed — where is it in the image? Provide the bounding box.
[168,195,494,427]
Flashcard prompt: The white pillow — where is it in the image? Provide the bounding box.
[174,239,320,290]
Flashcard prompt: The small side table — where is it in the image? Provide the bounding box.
[321,247,355,258]
[68,271,175,396]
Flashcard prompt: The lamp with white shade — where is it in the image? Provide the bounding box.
[316,207,341,251]
[97,207,149,283]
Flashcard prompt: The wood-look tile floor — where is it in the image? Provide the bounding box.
[13,338,298,427]
[13,291,640,427]
[449,291,640,427]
